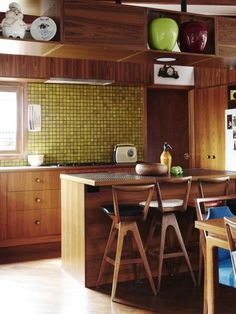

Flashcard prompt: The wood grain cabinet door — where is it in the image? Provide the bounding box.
[216,17,236,59]
[194,85,227,169]
[7,190,60,211]
[7,208,61,239]
[7,171,61,191]
[6,171,61,242]
[63,1,146,50]
[145,88,193,168]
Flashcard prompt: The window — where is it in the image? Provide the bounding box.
[0,85,25,158]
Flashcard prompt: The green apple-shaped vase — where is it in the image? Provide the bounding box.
[148,17,179,51]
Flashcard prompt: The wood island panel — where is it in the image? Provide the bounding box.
[61,180,86,285]
[60,169,236,287]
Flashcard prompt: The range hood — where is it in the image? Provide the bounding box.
[45,78,114,85]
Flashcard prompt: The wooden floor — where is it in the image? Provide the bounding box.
[0,257,235,314]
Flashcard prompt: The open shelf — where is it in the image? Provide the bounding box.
[0,0,61,56]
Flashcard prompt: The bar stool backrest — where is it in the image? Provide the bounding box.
[155,176,192,213]
[198,176,230,214]
[112,184,155,223]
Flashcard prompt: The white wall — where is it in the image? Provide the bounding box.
[154,64,194,86]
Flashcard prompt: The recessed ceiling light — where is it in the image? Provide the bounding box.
[154,57,177,62]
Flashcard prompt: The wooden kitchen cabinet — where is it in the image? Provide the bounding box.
[5,170,61,246]
[0,1,233,66]
[144,87,195,169]
[8,208,60,239]
[7,171,60,191]
[0,165,135,248]
[216,17,236,59]
[47,0,146,62]
[63,1,146,50]
[194,85,227,169]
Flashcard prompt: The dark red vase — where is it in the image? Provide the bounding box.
[179,21,208,53]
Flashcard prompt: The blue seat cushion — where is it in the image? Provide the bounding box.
[207,206,235,261]
[219,258,236,288]
[101,204,143,217]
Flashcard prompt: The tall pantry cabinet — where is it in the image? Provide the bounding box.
[194,85,227,170]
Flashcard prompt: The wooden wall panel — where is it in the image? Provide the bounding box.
[195,67,236,88]
[0,55,50,79]
[0,54,154,84]
[50,58,154,84]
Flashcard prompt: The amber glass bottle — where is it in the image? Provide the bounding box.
[160,142,172,174]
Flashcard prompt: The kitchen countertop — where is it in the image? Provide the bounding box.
[60,168,236,186]
[0,163,135,172]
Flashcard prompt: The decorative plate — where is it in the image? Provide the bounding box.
[30,16,57,41]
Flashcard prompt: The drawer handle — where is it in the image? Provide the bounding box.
[35,220,41,225]
[35,198,41,203]
[35,178,42,183]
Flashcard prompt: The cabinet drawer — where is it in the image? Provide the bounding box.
[7,208,61,239]
[7,171,60,191]
[7,190,61,211]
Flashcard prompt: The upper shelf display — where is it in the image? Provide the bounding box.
[0,0,234,67]
[0,2,57,42]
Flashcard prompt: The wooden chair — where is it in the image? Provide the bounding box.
[143,176,196,292]
[96,184,157,300]
[187,176,230,285]
[195,195,236,288]
[224,217,236,280]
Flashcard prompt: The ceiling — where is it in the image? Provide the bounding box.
[126,3,236,16]
[0,1,235,16]
[101,0,236,16]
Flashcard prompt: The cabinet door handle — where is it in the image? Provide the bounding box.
[184,153,190,160]
[35,198,41,203]
[35,178,42,183]
[35,220,41,225]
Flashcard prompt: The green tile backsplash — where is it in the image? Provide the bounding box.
[0,83,144,166]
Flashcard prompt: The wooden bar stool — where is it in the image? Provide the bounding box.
[142,176,196,292]
[97,184,157,301]
[187,176,230,285]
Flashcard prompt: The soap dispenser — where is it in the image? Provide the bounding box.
[160,142,172,174]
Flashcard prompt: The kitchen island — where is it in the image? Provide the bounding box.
[60,169,236,287]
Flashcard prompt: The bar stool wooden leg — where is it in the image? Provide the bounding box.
[131,223,157,296]
[97,221,117,287]
[158,216,168,292]
[126,231,139,282]
[170,214,197,287]
[145,214,159,251]
[111,223,126,300]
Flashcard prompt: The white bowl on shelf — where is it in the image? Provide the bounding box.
[28,154,44,167]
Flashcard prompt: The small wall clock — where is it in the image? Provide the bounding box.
[158,65,179,79]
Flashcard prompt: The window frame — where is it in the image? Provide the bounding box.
[0,83,26,159]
